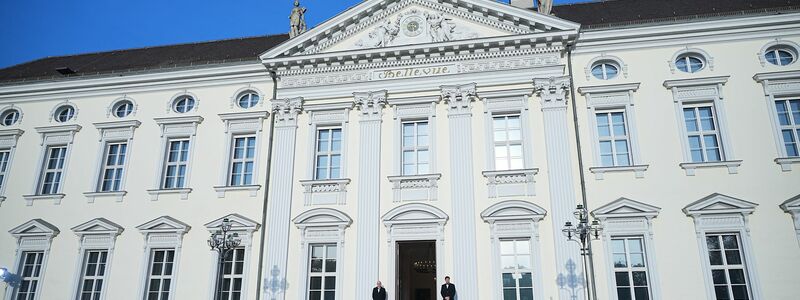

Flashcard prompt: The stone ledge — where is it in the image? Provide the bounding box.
[679,160,743,176]
[589,165,649,180]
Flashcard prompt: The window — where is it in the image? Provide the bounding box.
[38,146,67,195]
[683,105,723,162]
[314,128,342,180]
[98,143,127,192]
[172,97,195,113]
[775,99,800,157]
[146,249,176,300]
[162,140,190,189]
[493,115,523,170]
[77,250,109,300]
[228,136,256,186]
[217,248,246,300]
[764,46,796,66]
[308,244,337,300]
[499,239,533,300]
[54,105,76,122]
[0,149,10,191]
[706,234,751,300]
[237,92,260,109]
[113,101,134,118]
[596,111,631,167]
[676,54,705,73]
[612,238,651,300]
[591,62,619,80]
[401,121,430,175]
[1,109,20,126]
[15,251,45,300]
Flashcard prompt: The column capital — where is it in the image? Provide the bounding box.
[271,97,304,127]
[441,83,477,116]
[534,76,571,110]
[354,90,388,121]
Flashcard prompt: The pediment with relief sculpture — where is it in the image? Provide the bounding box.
[261,0,579,60]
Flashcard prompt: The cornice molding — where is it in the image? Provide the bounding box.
[578,83,641,95]
[663,76,730,89]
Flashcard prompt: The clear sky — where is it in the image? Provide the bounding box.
[0,0,584,68]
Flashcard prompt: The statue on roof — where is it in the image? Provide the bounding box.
[538,0,553,15]
[289,0,307,38]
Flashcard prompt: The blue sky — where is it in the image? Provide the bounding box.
[0,0,584,68]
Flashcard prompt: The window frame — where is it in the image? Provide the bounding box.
[754,71,800,171]
[669,48,714,74]
[1,108,21,126]
[161,138,191,189]
[237,92,261,109]
[144,248,177,300]
[704,233,752,300]
[293,208,351,300]
[113,101,134,118]
[591,61,620,80]
[592,198,663,300]
[69,218,123,300]
[136,216,191,300]
[400,119,431,176]
[7,220,59,300]
[205,215,259,300]
[37,145,68,195]
[306,244,338,300]
[53,105,77,123]
[305,107,350,181]
[491,113,525,171]
[26,125,80,205]
[227,135,257,186]
[498,238,535,300]
[758,41,800,67]
[682,103,725,163]
[313,126,343,180]
[610,237,652,300]
[774,98,800,158]
[86,121,140,203]
[149,116,202,201]
[0,128,23,203]
[75,249,110,300]
[392,102,438,175]
[595,109,633,167]
[216,247,247,300]
[214,111,268,198]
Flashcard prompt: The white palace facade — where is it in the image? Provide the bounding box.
[0,0,799,300]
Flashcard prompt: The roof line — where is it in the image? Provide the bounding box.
[581,6,800,29]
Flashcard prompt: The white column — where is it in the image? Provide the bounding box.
[442,83,480,299]
[353,90,388,299]
[263,97,303,300]
[534,77,585,300]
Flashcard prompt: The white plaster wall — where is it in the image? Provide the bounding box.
[572,34,800,300]
[0,68,275,300]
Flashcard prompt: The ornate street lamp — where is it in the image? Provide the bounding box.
[208,218,241,300]
[562,204,602,300]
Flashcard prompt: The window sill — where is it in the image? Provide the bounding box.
[23,194,66,206]
[589,165,649,180]
[775,157,800,172]
[147,188,192,201]
[482,168,539,198]
[387,173,442,202]
[213,185,262,198]
[83,191,127,203]
[299,179,350,205]
[679,160,742,176]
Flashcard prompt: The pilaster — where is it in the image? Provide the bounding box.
[441,83,480,299]
[534,76,584,300]
[353,90,387,299]
[263,97,303,300]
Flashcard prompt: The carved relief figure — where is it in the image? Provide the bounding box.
[427,12,454,42]
[289,0,307,38]
[356,19,400,48]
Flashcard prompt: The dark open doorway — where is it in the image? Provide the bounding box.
[396,241,437,300]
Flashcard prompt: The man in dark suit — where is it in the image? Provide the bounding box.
[372,280,387,300]
[440,276,456,300]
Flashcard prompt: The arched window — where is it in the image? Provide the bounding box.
[1,109,21,126]
[172,96,195,113]
[591,61,620,80]
[237,92,260,109]
[675,53,706,73]
[54,105,76,122]
[113,100,134,118]
[764,46,797,66]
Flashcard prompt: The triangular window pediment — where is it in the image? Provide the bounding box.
[683,193,758,216]
[592,198,661,219]
[71,218,124,236]
[137,216,191,234]
[205,214,260,232]
[261,0,579,60]
[10,219,60,238]
[781,194,800,213]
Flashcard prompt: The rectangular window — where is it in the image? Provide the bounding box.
[217,248,245,300]
[162,139,190,189]
[314,128,342,180]
[99,143,128,192]
[401,121,430,175]
[499,239,533,300]
[0,149,10,190]
[77,250,109,300]
[15,251,44,300]
[146,249,176,300]
[775,99,800,157]
[706,234,751,300]
[38,146,67,195]
[683,104,723,163]
[596,111,631,167]
[493,115,524,170]
[229,136,256,186]
[308,244,337,300]
[611,237,651,300]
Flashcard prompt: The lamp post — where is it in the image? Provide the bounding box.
[208,218,241,300]
[562,204,602,300]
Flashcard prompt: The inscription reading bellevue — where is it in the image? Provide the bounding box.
[371,65,456,80]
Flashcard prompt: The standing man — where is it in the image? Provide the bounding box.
[440,276,456,300]
[372,281,387,300]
